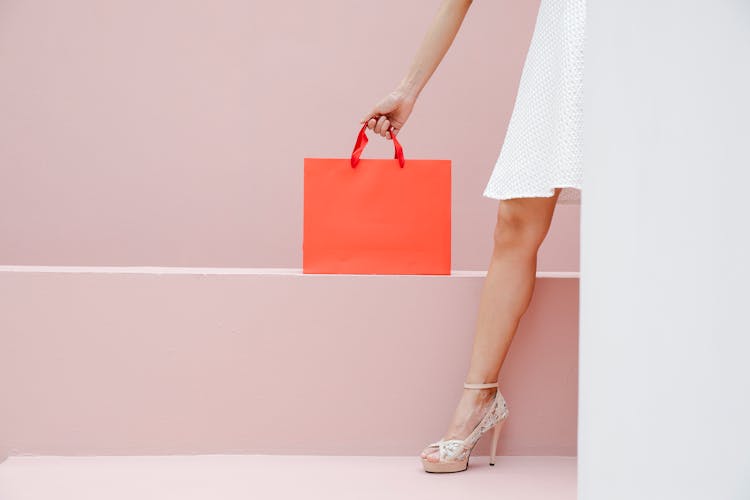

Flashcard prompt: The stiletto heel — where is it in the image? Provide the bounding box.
[489,418,505,466]
[421,381,509,473]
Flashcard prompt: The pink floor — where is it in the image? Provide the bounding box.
[0,455,576,500]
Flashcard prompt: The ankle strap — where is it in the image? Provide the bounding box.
[464,382,498,389]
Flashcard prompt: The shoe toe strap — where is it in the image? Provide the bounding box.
[426,439,469,461]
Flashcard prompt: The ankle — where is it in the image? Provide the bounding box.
[464,375,498,385]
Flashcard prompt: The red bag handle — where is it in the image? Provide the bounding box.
[350,123,405,168]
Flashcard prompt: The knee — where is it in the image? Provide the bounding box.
[493,200,553,252]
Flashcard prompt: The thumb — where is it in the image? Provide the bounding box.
[360,110,379,124]
[361,99,396,124]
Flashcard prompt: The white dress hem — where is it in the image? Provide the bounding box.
[482,184,581,201]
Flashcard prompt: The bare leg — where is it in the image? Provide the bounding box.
[422,188,562,462]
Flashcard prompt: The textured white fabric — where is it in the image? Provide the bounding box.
[483,0,585,204]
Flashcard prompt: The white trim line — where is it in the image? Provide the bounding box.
[0,266,580,278]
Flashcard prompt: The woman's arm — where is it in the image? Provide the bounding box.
[398,0,474,100]
[362,0,474,138]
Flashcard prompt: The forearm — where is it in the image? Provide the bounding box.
[397,0,473,99]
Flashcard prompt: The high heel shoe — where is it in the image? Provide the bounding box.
[420,381,509,473]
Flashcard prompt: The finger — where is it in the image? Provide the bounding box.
[373,116,383,134]
[375,115,387,135]
[380,119,391,138]
[367,117,377,130]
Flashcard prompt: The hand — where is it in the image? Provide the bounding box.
[360,89,417,140]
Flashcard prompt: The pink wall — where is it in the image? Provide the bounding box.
[0,1,580,461]
[0,0,579,271]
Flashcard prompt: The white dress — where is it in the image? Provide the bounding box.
[483,0,585,205]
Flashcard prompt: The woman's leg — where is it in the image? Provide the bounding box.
[422,188,562,462]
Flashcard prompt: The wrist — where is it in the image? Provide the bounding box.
[396,79,421,101]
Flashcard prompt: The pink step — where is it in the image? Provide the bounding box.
[0,267,578,459]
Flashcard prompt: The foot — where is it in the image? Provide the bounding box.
[420,386,498,463]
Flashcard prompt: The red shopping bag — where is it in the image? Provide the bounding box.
[303,124,451,275]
